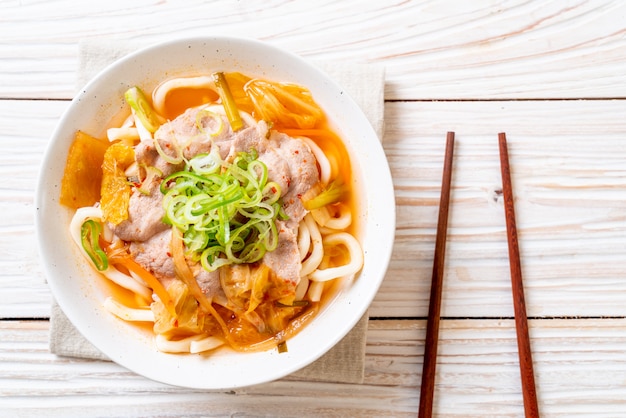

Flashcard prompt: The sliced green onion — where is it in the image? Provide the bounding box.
[161,149,286,272]
[187,147,222,175]
[152,133,185,165]
[80,220,108,271]
[195,108,224,137]
[302,180,349,210]
[136,165,163,195]
[124,86,162,133]
[213,72,244,132]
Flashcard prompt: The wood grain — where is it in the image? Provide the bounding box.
[499,133,539,418]
[1,318,625,417]
[2,2,626,415]
[1,99,625,319]
[1,1,626,100]
[0,100,61,318]
[380,99,626,318]
[419,132,455,418]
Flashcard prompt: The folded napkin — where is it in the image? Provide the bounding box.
[50,39,385,385]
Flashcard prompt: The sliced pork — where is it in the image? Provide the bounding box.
[129,229,175,283]
[112,178,168,242]
[261,220,301,285]
[119,106,320,295]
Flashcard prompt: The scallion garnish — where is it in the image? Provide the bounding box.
[213,72,244,132]
[80,220,108,271]
[124,86,163,133]
[302,179,349,210]
[161,149,284,271]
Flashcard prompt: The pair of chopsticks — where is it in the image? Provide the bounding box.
[418,132,539,418]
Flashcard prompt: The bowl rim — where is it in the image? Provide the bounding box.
[36,35,396,389]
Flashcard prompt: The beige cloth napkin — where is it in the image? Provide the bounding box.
[49,39,385,385]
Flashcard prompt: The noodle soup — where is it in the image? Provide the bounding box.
[60,71,363,355]
[38,37,394,389]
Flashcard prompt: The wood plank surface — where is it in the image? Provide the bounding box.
[381,99,626,318]
[2,1,626,414]
[1,318,625,417]
[1,0,626,100]
[1,98,624,319]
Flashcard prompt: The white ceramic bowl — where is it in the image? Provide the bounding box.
[36,37,395,389]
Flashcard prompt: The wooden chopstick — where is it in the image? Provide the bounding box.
[498,132,540,418]
[418,131,455,418]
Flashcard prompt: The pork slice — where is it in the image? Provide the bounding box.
[136,108,233,176]
[182,112,234,160]
[130,228,176,285]
[130,227,228,301]
[224,120,269,160]
[137,107,272,182]
[257,149,291,203]
[262,220,301,285]
[134,107,203,177]
[151,107,219,161]
[112,178,168,242]
[266,132,319,225]
[193,265,226,302]
[154,107,267,163]
[134,139,184,177]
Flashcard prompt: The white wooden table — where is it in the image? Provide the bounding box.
[2,1,625,416]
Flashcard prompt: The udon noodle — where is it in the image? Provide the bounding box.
[60,71,363,355]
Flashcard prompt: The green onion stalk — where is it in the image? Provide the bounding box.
[213,72,244,132]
